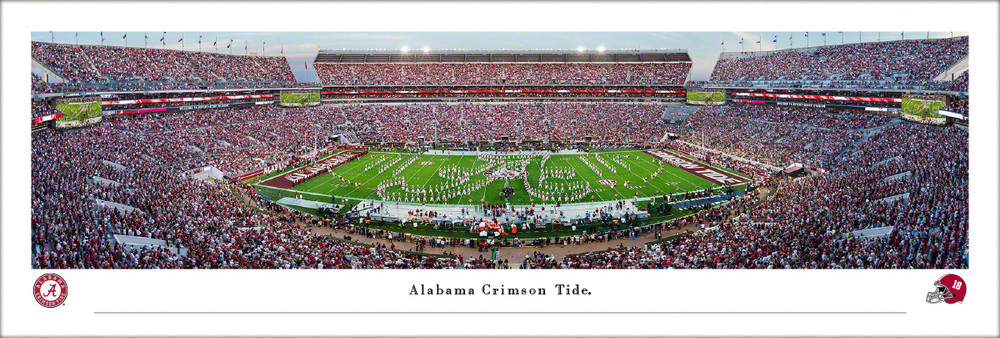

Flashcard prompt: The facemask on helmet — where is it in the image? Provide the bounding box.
[926,282,953,304]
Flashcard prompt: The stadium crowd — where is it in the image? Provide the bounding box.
[934,71,968,92]
[664,105,890,168]
[31,42,307,94]
[944,97,968,117]
[553,104,967,269]
[103,106,349,174]
[315,63,691,86]
[101,99,271,112]
[321,85,683,101]
[341,102,670,146]
[32,98,968,269]
[32,124,471,268]
[32,81,313,95]
[29,39,968,269]
[32,42,295,83]
[709,37,968,88]
[31,101,59,119]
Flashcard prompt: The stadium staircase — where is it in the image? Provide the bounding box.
[852,117,901,147]
[933,55,968,82]
[197,57,226,82]
[79,51,103,80]
[31,123,48,133]
[95,198,143,214]
[676,141,781,172]
[101,160,127,171]
[345,131,361,144]
[874,156,903,167]
[658,132,671,143]
[244,59,265,82]
[30,58,68,83]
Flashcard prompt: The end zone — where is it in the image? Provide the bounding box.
[259,150,367,189]
[644,149,749,185]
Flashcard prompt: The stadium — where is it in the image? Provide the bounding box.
[30,33,969,269]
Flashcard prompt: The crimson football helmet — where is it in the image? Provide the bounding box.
[926,274,966,304]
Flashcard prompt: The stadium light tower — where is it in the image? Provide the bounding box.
[401,46,410,54]
[577,46,585,53]
[422,46,430,53]
[597,46,606,53]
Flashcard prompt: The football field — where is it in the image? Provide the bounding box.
[901,97,946,118]
[686,91,726,105]
[55,100,102,121]
[280,91,321,106]
[253,149,747,207]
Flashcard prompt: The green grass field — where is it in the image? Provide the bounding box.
[901,97,946,118]
[686,91,726,105]
[254,150,744,207]
[55,100,102,121]
[280,91,321,106]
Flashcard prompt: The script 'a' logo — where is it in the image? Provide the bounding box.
[33,274,68,308]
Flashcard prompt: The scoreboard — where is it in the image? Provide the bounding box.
[901,94,947,125]
[279,90,321,107]
[685,88,726,105]
[53,96,102,129]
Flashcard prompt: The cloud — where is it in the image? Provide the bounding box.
[265,43,317,59]
[328,33,411,40]
[731,32,760,42]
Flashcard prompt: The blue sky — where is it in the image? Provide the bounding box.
[31,31,965,82]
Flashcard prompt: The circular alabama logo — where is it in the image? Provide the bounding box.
[419,161,435,165]
[34,273,68,308]
[597,179,617,186]
[484,168,527,180]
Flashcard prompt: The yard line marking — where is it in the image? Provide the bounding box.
[573,154,626,200]
[626,152,679,197]
[358,153,417,199]
[326,153,410,200]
